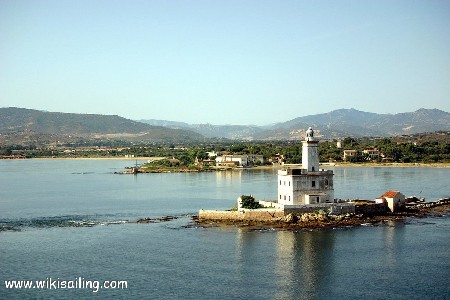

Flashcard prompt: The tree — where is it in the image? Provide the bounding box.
[196,151,209,161]
[0,146,13,156]
[343,137,358,148]
[240,195,262,209]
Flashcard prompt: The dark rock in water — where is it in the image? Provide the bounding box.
[136,216,178,224]
[159,216,177,221]
[136,218,157,224]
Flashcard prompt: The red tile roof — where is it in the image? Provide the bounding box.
[380,191,400,198]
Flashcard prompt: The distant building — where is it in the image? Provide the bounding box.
[278,127,334,205]
[215,160,239,167]
[363,149,380,160]
[376,191,405,212]
[215,155,264,167]
[270,153,285,166]
[206,151,218,158]
[168,158,181,164]
[343,150,357,161]
[336,140,342,149]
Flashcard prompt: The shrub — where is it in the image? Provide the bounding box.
[240,195,262,209]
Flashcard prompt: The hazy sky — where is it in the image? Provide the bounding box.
[1,0,449,125]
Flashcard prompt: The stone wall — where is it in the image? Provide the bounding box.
[199,203,356,222]
[283,203,355,215]
[258,200,284,209]
[198,209,284,221]
[355,203,387,215]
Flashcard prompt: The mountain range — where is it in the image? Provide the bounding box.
[1,107,449,145]
[139,108,450,140]
[0,107,204,145]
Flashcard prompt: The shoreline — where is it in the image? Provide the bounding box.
[255,162,450,169]
[324,162,450,168]
[5,157,156,161]
[2,157,449,168]
[194,204,450,231]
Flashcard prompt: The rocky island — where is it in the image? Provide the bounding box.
[196,128,450,230]
[195,198,450,230]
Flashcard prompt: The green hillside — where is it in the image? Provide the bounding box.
[0,107,204,144]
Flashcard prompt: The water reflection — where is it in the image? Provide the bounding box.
[234,229,336,299]
[275,231,335,299]
[383,221,405,267]
[215,170,242,185]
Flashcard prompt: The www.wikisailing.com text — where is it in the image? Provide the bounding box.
[4,277,128,293]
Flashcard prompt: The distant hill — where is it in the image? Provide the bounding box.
[256,108,450,140]
[188,124,264,140]
[0,107,204,144]
[2,107,449,145]
[137,119,191,129]
[139,119,263,140]
[140,108,450,140]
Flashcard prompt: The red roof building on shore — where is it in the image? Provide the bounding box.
[377,190,405,212]
[380,191,401,199]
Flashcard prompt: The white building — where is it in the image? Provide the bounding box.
[343,150,357,161]
[363,149,380,160]
[206,151,218,158]
[215,155,264,167]
[278,127,334,205]
[376,191,405,212]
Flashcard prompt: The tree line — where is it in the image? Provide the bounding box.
[1,132,449,163]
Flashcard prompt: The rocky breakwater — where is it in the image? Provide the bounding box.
[281,211,361,229]
[195,209,373,229]
[406,198,450,210]
[136,216,178,223]
[279,210,412,229]
[196,201,450,230]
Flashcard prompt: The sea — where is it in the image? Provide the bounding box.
[0,159,449,299]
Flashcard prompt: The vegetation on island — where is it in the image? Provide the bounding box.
[240,195,263,209]
[139,155,214,173]
[1,131,449,165]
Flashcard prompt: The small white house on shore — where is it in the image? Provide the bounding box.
[376,191,406,212]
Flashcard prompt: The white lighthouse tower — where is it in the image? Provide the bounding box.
[278,127,334,205]
[302,127,319,172]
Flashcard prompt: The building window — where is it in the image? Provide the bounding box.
[289,181,290,186]
[316,196,320,203]
[279,194,282,200]
[325,178,329,186]
[284,181,286,186]
[284,195,286,200]
[312,181,316,187]
[312,167,315,171]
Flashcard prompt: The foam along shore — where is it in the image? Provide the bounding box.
[196,199,450,230]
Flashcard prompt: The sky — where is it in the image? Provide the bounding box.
[0,0,449,125]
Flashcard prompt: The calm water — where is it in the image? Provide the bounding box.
[0,160,449,299]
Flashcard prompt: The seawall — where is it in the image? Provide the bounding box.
[198,209,284,221]
[198,203,356,222]
[283,203,355,215]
